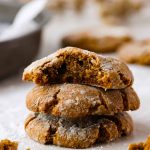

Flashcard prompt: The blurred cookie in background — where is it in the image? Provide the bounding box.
[19,0,85,13]
[118,40,150,65]
[44,0,66,12]
[62,27,132,53]
[46,0,85,13]
[72,0,85,12]
[96,0,143,24]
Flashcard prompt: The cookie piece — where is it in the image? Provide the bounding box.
[129,136,150,150]
[62,29,132,53]
[118,40,150,65]
[25,112,133,148]
[0,139,18,150]
[23,47,133,89]
[26,84,140,118]
[96,0,142,24]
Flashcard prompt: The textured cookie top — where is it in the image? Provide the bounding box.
[25,112,133,148]
[23,47,133,89]
[118,40,150,65]
[26,84,140,118]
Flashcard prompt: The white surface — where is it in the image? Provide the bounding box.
[0,1,150,149]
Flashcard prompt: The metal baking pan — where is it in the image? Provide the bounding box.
[0,2,50,80]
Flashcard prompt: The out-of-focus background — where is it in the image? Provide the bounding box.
[0,0,150,150]
[0,0,150,79]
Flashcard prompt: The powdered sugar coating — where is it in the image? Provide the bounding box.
[26,84,140,118]
[25,112,133,148]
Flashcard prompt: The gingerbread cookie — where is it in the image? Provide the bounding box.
[23,47,133,89]
[62,29,132,53]
[25,112,133,148]
[96,0,142,24]
[118,40,150,65]
[26,84,140,118]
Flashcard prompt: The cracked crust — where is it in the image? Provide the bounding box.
[26,84,140,118]
[118,40,150,65]
[62,30,132,53]
[25,112,133,148]
[23,47,133,89]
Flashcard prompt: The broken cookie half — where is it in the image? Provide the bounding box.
[23,47,133,89]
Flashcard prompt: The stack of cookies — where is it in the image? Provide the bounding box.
[23,47,140,148]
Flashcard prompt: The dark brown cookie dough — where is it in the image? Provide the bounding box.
[62,30,132,53]
[118,40,150,65]
[25,112,133,148]
[23,47,133,89]
[26,84,140,118]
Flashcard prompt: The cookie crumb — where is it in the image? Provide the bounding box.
[0,139,18,150]
[129,136,150,150]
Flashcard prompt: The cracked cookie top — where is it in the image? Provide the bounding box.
[23,47,133,89]
[26,84,140,118]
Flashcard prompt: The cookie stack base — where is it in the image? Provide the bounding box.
[25,112,133,149]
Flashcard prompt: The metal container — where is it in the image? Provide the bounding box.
[0,2,50,80]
